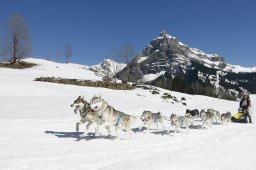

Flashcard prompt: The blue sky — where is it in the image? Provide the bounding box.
[0,0,255,66]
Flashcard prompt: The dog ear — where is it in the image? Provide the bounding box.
[82,96,84,99]
[98,94,101,99]
[78,96,81,99]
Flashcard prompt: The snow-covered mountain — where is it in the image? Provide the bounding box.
[90,59,126,78]
[0,58,256,170]
[118,32,256,96]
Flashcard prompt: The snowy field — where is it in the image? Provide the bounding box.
[0,59,255,170]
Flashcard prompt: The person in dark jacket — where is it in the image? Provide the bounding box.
[240,94,252,123]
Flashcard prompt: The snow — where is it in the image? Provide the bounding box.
[190,48,209,56]
[0,58,256,170]
[189,48,256,73]
[155,36,164,40]
[137,56,148,63]
[139,71,166,82]
[188,49,223,69]
[224,63,256,73]
[22,58,102,81]
[156,34,176,41]
[178,41,186,46]
[215,71,220,88]
[90,59,126,77]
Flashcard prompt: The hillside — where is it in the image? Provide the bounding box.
[0,58,255,170]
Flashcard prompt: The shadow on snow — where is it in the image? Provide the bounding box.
[44,130,117,141]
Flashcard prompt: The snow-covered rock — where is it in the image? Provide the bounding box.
[90,59,126,78]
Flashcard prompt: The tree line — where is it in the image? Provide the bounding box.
[152,75,237,101]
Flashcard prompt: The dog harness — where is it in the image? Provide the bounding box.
[113,112,125,126]
[185,112,193,118]
[141,112,161,123]
[152,113,161,119]
[80,103,91,118]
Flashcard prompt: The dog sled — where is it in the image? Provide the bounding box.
[231,108,246,123]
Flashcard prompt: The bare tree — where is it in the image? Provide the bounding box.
[110,43,137,82]
[111,43,136,64]
[1,14,32,64]
[55,49,61,62]
[63,43,73,63]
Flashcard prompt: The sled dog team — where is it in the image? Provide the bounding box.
[70,95,232,140]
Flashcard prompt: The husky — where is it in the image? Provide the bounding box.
[183,110,197,133]
[90,95,136,140]
[139,111,165,133]
[221,112,232,125]
[186,109,200,123]
[169,113,183,135]
[186,109,200,117]
[207,108,221,123]
[70,96,111,137]
[199,109,214,127]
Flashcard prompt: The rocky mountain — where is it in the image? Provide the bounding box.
[117,32,256,98]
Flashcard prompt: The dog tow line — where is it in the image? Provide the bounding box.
[113,112,125,126]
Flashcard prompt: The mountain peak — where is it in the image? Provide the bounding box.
[90,59,126,77]
[145,32,243,71]
[117,32,256,95]
[159,31,176,39]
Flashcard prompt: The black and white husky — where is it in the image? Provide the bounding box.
[139,111,165,133]
[70,96,110,137]
[90,95,136,140]
[185,109,200,124]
